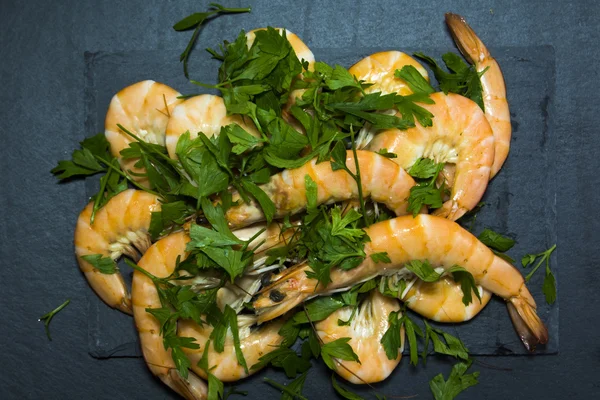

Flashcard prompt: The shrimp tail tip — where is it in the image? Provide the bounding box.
[444,12,488,64]
[507,299,549,352]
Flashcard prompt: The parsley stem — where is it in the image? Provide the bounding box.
[93,155,161,197]
[349,129,368,226]
[524,244,556,282]
[39,299,70,340]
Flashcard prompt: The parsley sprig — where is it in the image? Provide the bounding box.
[522,244,557,304]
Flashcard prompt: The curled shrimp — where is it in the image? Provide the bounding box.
[179,315,285,382]
[74,189,161,314]
[253,214,548,351]
[349,51,429,96]
[316,290,404,384]
[225,150,417,228]
[446,13,511,178]
[104,80,182,187]
[400,276,492,322]
[132,222,296,396]
[132,232,208,399]
[368,92,495,221]
[165,94,260,159]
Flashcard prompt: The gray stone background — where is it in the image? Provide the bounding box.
[1,0,599,399]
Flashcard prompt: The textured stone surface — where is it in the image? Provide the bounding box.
[1,0,599,399]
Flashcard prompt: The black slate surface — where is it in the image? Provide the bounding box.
[1,0,599,399]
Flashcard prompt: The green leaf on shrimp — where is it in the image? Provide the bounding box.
[224,123,265,154]
[447,265,482,306]
[292,296,346,324]
[405,260,442,282]
[207,372,225,400]
[408,157,441,179]
[239,178,276,224]
[429,360,480,400]
[80,254,118,274]
[394,65,435,95]
[149,201,195,241]
[380,310,403,361]
[252,347,311,378]
[224,305,249,374]
[325,65,363,91]
[370,252,391,264]
[320,337,360,370]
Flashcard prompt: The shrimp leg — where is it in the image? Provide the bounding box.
[253,214,548,351]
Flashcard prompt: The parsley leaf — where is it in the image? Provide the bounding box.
[38,299,70,340]
[321,337,360,370]
[477,228,515,252]
[51,133,110,179]
[522,244,557,305]
[380,310,403,360]
[264,373,309,400]
[252,347,311,378]
[331,374,365,400]
[407,158,445,216]
[429,360,480,400]
[405,260,442,282]
[422,321,469,361]
[224,305,249,374]
[447,265,482,306]
[80,254,117,274]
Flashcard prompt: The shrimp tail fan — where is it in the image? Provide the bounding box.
[507,297,549,351]
[444,12,490,64]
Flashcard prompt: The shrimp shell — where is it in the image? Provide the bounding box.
[74,189,161,314]
[253,214,548,351]
[316,290,404,384]
[105,80,182,187]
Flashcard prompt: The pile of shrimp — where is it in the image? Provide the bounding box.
[72,15,547,399]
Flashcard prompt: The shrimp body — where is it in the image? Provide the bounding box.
[401,277,492,322]
[368,92,495,221]
[253,214,548,351]
[179,316,285,382]
[225,150,417,228]
[349,51,429,95]
[132,232,208,400]
[165,94,260,159]
[446,13,510,178]
[105,80,182,187]
[316,291,403,384]
[74,189,161,314]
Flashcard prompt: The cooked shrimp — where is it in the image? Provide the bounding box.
[400,277,492,322]
[165,94,260,159]
[253,214,548,351]
[105,80,182,187]
[132,232,208,400]
[446,13,510,178]
[179,315,285,382]
[368,92,495,221]
[316,290,403,384]
[74,189,161,314]
[349,51,429,95]
[225,150,417,228]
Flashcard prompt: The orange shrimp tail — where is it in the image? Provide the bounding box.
[160,370,207,400]
[507,298,549,351]
[445,13,490,64]
[431,200,468,221]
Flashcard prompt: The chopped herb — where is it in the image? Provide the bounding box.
[80,254,117,274]
[429,360,480,400]
[321,337,360,370]
[522,244,557,304]
[39,299,70,340]
[477,228,515,252]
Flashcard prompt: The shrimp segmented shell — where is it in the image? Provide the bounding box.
[368,92,495,221]
[105,80,182,187]
[165,94,260,159]
[253,214,548,351]
[75,189,161,314]
[225,150,417,228]
[349,51,429,96]
[180,315,285,382]
[446,13,510,178]
[132,232,208,400]
[316,290,404,384]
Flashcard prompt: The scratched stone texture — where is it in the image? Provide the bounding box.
[1,1,599,399]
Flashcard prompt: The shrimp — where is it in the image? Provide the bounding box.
[164,94,260,159]
[74,189,161,314]
[349,51,429,96]
[368,92,495,221]
[225,150,417,228]
[253,214,548,351]
[446,13,511,178]
[316,290,404,384]
[132,232,208,400]
[104,80,182,187]
[400,277,492,322]
[179,315,285,382]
